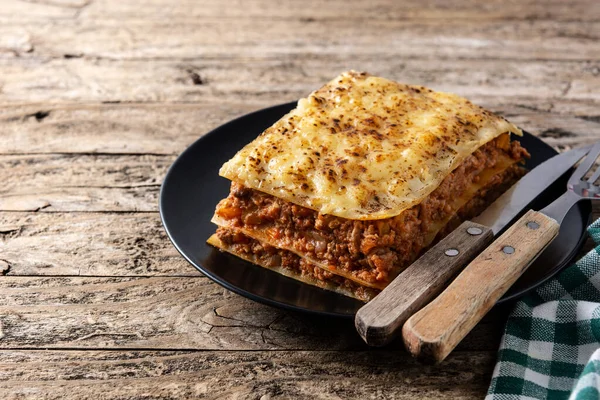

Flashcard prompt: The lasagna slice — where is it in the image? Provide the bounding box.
[209,71,529,301]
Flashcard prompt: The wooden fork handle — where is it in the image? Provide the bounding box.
[355,220,494,346]
[402,210,560,364]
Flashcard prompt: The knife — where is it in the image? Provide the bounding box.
[402,141,600,363]
[355,144,591,347]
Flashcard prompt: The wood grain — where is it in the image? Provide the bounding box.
[0,154,172,212]
[2,19,599,61]
[0,103,262,154]
[0,0,598,397]
[403,210,560,363]
[0,350,495,400]
[0,275,509,352]
[0,102,598,155]
[0,212,195,276]
[1,57,599,104]
[355,221,494,347]
[0,276,357,350]
[2,0,599,22]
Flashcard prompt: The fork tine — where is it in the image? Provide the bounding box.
[588,156,600,184]
[568,141,600,186]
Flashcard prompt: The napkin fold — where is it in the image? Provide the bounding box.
[487,219,600,400]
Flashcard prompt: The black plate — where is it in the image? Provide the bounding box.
[160,102,592,318]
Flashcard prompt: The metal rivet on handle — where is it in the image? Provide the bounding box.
[445,248,459,257]
[526,221,540,230]
[502,246,515,255]
[467,227,483,236]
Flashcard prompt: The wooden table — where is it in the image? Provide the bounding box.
[1,0,599,398]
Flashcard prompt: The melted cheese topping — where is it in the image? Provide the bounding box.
[220,71,522,220]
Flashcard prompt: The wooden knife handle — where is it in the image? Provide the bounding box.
[402,210,560,364]
[355,220,494,347]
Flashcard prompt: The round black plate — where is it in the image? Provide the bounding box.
[159,102,592,318]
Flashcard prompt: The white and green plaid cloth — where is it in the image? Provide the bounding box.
[487,219,600,400]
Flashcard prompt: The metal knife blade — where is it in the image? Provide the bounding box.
[355,144,591,347]
[473,145,591,234]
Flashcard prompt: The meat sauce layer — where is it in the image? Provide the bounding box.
[215,228,379,302]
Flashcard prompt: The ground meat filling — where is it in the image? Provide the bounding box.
[214,136,529,285]
[216,227,379,301]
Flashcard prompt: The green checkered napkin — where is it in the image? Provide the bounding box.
[487,219,600,400]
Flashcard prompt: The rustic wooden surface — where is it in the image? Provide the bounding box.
[1,0,599,398]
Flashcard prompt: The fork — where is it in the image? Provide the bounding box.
[402,141,600,364]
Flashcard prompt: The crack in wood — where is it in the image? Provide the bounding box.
[33,202,52,212]
[259,330,271,346]
[57,184,162,189]
[561,80,573,97]
[202,307,342,349]
[18,0,92,9]
[187,70,204,85]
[554,31,599,41]
[208,308,324,344]
[266,315,284,330]
[0,260,11,276]
[581,115,600,124]
[539,128,576,138]
[0,226,21,239]
[75,331,146,341]
[210,307,273,329]
[23,110,50,122]
[515,103,552,113]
